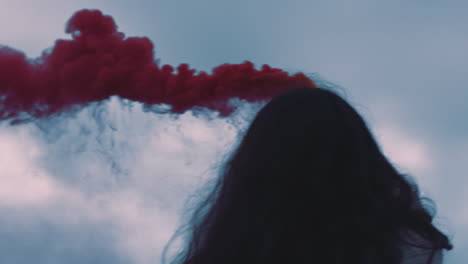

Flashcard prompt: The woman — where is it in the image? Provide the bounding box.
[163,87,453,264]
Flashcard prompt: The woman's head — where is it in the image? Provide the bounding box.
[164,87,453,264]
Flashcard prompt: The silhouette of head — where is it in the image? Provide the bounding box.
[164,87,453,264]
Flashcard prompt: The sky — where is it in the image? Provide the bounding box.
[0,0,467,263]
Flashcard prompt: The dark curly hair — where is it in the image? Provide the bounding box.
[162,87,453,264]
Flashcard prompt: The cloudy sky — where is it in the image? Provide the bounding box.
[1,0,467,263]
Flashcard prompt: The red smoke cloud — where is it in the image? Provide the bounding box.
[0,9,316,124]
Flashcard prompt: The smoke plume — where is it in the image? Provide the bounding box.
[0,9,316,125]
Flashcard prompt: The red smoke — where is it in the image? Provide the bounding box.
[0,9,316,124]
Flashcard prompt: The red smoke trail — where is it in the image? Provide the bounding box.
[0,9,316,125]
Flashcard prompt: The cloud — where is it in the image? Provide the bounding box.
[0,127,57,207]
[0,120,178,263]
[373,122,434,177]
[0,100,243,264]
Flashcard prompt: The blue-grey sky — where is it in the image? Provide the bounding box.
[0,0,467,263]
